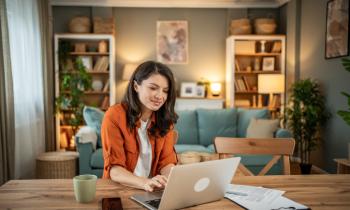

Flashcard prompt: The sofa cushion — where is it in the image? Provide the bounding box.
[90,148,104,169]
[237,108,269,137]
[246,118,279,138]
[83,106,105,148]
[197,109,237,146]
[175,110,199,145]
[175,144,210,153]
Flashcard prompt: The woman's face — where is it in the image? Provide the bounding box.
[134,73,169,112]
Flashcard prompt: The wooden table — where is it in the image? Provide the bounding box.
[334,159,350,174]
[1,175,350,209]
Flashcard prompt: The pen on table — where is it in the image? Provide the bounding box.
[226,191,248,196]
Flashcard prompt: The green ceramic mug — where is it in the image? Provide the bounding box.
[73,174,98,203]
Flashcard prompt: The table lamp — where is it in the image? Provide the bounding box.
[210,82,222,97]
[258,74,284,108]
[122,64,138,81]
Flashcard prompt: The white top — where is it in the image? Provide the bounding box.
[134,119,152,178]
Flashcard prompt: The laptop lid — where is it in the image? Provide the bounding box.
[131,157,240,210]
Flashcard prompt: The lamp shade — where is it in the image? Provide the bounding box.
[258,74,285,93]
[122,64,138,81]
[210,82,222,96]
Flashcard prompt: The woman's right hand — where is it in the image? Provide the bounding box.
[142,175,168,192]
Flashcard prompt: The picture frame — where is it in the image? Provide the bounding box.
[180,82,197,97]
[325,0,349,59]
[156,20,189,64]
[262,57,275,71]
[194,85,205,98]
[79,56,93,70]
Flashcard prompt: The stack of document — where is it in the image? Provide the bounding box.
[225,184,309,210]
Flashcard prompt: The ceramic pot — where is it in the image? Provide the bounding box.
[92,80,103,91]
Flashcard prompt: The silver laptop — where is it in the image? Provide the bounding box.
[130,157,240,210]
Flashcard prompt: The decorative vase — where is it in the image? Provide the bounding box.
[92,80,103,91]
[299,163,312,174]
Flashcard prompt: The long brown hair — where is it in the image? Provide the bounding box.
[122,61,178,137]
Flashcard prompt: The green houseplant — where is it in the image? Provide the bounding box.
[56,41,92,136]
[284,79,330,174]
[337,58,350,126]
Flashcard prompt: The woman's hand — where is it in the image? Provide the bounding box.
[143,175,168,192]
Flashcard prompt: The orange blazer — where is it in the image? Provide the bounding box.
[101,103,178,178]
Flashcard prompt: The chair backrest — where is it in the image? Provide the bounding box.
[214,137,295,176]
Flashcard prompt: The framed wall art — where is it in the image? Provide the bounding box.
[262,57,275,71]
[325,0,349,59]
[156,20,188,64]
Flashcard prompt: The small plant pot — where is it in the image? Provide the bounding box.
[299,163,312,174]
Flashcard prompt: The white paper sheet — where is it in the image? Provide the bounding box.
[225,184,309,210]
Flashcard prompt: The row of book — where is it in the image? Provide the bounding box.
[93,56,109,71]
[235,76,251,92]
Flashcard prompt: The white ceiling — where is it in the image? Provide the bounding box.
[50,0,290,8]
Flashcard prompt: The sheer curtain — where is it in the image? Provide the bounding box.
[6,0,45,178]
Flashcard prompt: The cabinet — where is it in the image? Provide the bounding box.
[226,35,286,114]
[54,34,115,151]
[175,98,224,111]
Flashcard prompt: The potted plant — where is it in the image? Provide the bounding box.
[284,79,330,174]
[338,58,350,126]
[56,41,92,138]
[338,58,350,160]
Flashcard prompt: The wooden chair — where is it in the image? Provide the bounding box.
[214,137,295,176]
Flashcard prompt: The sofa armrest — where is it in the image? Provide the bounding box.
[75,136,94,174]
[275,128,292,138]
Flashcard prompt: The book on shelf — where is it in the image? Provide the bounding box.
[235,78,247,91]
[102,79,110,92]
[235,58,241,72]
[93,56,109,71]
[101,96,110,110]
[242,76,250,91]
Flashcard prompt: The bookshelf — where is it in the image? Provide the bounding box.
[226,35,286,112]
[54,34,115,151]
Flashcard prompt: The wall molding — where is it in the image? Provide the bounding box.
[50,0,290,8]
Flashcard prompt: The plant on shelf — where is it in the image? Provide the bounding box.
[337,58,350,126]
[55,56,92,136]
[284,79,330,174]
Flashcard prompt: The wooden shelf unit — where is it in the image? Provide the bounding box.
[54,33,116,151]
[225,35,286,110]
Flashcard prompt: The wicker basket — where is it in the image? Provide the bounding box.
[198,152,219,162]
[178,152,201,165]
[69,16,91,33]
[36,152,78,179]
[254,18,277,35]
[230,18,252,35]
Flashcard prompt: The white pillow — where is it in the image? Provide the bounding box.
[246,118,279,138]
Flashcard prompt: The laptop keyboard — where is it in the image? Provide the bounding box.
[145,199,161,209]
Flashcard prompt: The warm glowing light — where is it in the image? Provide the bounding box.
[210,82,222,96]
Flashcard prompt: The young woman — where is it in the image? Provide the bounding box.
[101,61,178,192]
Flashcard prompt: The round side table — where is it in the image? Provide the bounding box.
[36,151,79,179]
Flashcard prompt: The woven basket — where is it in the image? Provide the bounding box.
[69,16,91,33]
[36,152,78,179]
[230,18,252,35]
[254,18,277,35]
[198,152,219,162]
[179,152,201,165]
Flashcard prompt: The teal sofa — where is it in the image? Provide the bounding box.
[76,107,291,177]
